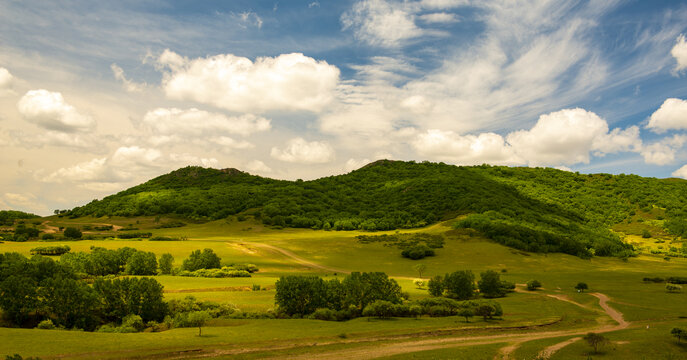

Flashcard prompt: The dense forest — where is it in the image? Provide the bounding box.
[68,160,687,258]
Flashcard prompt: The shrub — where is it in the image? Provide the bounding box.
[401,244,435,260]
[36,319,55,329]
[526,280,542,291]
[63,227,82,239]
[642,277,664,283]
[312,308,337,321]
[41,234,55,240]
[30,245,71,256]
[666,283,683,293]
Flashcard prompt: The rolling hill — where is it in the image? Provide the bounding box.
[68,160,687,258]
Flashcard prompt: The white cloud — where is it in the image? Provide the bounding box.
[646,98,687,133]
[0,67,14,96]
[419,0,468,9]
[270,138,335,164]
[10,130,105,153]
[158,50,339,113]
[235,11,263,29]
[309,2,320,8]
[672,34,687,73]
[341,0,424,47]
[17,90,95,132]
[111,64,145,92]
[3,192,38,209]
[672,164,687,179]
[592,126,642,155]
[169,153,219,168]
[245,160,272,174]
[640,135,687,165]
[413,129,523,165]
[142,108,271,137]
[507,108,613,166]
[42,146,221,191]
[344,158,371,172]
[418,12,459,23]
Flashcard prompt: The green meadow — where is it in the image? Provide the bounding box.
[1,214,687,359]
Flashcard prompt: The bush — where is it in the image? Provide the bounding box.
[41,234,55,240]
[312,308,337,321]
[666,283,683,293]
[401,244,435,260]
[643,277,664,283]
[36,319,55,329]
[63,227,82,239]
[526,280,542,291]
[177,267,251,278]
[30,245,71,256]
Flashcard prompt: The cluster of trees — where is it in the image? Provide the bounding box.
[0,210,39,226]
[275,272,403,316]
[182,249,221,271]
[0,253,166,330]
[60,247,170,276]
[65,161,687,257]
[30,245,71,256]
[428,270,513,299]
[274,272,504,322]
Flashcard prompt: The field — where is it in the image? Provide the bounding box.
[1,215,687,359]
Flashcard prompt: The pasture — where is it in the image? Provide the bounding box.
[1,215,686,358]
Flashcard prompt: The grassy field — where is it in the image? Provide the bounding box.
[1,215,687,359]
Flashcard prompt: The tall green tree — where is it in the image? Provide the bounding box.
[444,270,475,300]
[158,253,174,274]
[478,270,505,298]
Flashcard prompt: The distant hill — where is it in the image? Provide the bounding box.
[69,160,687,258]
[0,210,40,226]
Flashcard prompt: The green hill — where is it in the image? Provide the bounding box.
[69,160,687,258]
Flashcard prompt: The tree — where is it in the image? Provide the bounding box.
[186,310,211,336]
[182,249,221,271]
[39,276,100,330]
[63,227,82,239]
[158,253,174,275]
[458,308,474,323]
[575,282,588,292]
[475,304,495,320]
[444,270,475,300]
[125,251,157,275]
[0,275,38,325]
[671,328,685,344]
[428,275,444,297]
[478,270,505,298]
[583,332,608,353]
[413,263,427,278]
[526,279,542,291]
[274,276,327,315]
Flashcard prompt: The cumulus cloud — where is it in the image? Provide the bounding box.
[672,34,687,73]
[646,98,687,133]
[507,108,618,166]
[413,129,523,165]
[42,146,219,191]
[245,160,272,174]
[3,192,39,209]
[341,0,424,47]
[111,64,145,92]
[0,67,14,96]
[672,164,687,179]
[142,108,271,137]
[412,108,642,167]
[640,135,687,165]
[17,90,95,132]
[418,12,459,23]
[158,50,340,113]
[10,130,105,153]
[270,138,335,164]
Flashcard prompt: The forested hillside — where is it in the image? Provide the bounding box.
[69,160,687,258]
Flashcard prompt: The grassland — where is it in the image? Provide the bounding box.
[1,215,687,359]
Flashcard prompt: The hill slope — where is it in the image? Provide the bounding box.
[69,160,687,257]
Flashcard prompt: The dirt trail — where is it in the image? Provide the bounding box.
[534,292,630,359]
[41,221,59,234]
[234,240,352,274]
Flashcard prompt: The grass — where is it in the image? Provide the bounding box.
[2,215,687,358]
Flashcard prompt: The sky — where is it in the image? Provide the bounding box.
[1,0,687,215]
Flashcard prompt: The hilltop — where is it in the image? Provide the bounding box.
[68,160,687,258]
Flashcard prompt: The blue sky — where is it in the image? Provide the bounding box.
[0,0,687,214]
